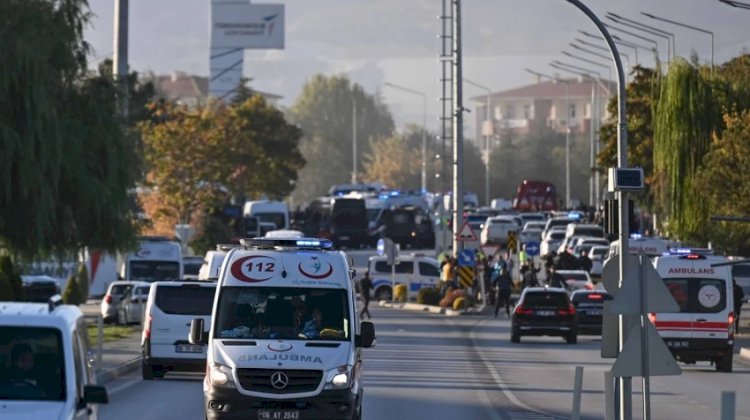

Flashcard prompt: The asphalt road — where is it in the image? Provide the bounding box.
[99,304,750,420]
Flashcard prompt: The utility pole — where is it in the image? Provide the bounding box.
[352,97,358,184]
[451,0,464,256]
[113,0,129,120]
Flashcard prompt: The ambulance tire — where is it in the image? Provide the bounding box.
[716,354,733,373]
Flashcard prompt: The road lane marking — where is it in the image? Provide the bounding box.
[466,317,564,420]
[107,377,140,396]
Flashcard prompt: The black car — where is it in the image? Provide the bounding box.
[379,206,434,249]
[570,290,613,335]
[511,287,577,344]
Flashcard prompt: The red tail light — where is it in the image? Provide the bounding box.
[558,304,576,316]
[728,312,735,338]
[648,313,656,324]
[514,305,533,315]
[143,313,153,340]
[588,293,603,300]
[105,295,112,304]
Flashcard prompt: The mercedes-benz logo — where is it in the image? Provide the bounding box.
[270,371,289,390]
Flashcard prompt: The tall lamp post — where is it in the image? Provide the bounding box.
[525,68,571,209]
[641,12,714,73]
[384,82,428,192]
[607,13,675,66]
[463,78,492,206]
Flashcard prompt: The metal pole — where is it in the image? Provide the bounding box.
[639,253,651,420]
[564,2,629,419]
[113,0,129,120]
[97,315,103,374]
[451,0,464,257]
[572,366,584,420]
[594,81,601,207]
[589,82,595,207]
[565,83,571,209]
[352,97,358,184]
[485,93,490,206]
[721,391,736,420]
[604,370,615,420]
[422,94,428,192]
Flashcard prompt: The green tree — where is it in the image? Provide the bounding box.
[76,263,89,303]
[362,125,438,190]
[289,75,395,202]
[653,59,719,241]
[0,0,138,256]
[0,271,14,301]
[62,275,82,306]
[0,256,23,301]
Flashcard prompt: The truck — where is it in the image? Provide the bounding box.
[117,237,183,282]
[513,180,558,211]
[243,200,289,231]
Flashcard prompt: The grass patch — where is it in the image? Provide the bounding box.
[87,324,137,344]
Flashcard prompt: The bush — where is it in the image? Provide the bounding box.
[0,271,14,301]
[417,287,442,306]
[453,297,465,310]
[0,256,22,301]
[394,284,407,302]
[76,264,89,303]
[62,275,82,306]
[439,288,465,308]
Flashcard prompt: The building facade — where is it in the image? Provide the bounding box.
[151,72,282,108]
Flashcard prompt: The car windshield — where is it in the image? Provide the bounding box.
[561,273,589,282]
[183,262,201,276]
[129,261,180,282]
[575,227,604,237]
[255,212,285,229]
[663,277,726,313]
[523,292,568,308]
[214,287,350,341]
[549,232,565,240]
[155,285,216,315]
[0,327,66,401]
[109,284,131,296]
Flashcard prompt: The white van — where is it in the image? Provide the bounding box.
[243,200,290,230]
[0,297,108,419]
[189,238,375,420]
[141,281,217,379]
[652,249,736,372]
[118,237,183,282]
[367,254,441,301]
[199,245,240,281]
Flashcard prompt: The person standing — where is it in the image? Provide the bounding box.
[441,256,455,294]
[734,280,745,333]
[494,265,513,318]
[548,265,565,289]
[519,244,528,267]
[578,250,593,273]
[359,271,373,320]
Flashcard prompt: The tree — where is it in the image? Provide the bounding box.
[0,271,14,301]
[694,112,750,254]
[0,0,138,257]
[75,263,89,303]
[362,125,439,190]
[0,256,23,301]
[62,274,83,306]
[289,75,395,202]
[653,59,719,241]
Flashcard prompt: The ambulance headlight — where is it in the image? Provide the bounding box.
[325,365,352,389]
[209,363,235,388]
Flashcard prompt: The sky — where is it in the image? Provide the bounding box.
[84,0,750,137]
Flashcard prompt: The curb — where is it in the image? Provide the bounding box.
[96,357,142,385]
[740,347,750,362]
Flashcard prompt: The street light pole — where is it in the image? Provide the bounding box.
[113,0,129,120]
[463,78,492,206]
[524,69,571,209]
[384,82,428,192]
[352,97,358,184]
[641,12,714,74]
[606,13,675,67]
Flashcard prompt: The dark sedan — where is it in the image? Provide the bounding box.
[570,290,613,335]
[511,287,577,344]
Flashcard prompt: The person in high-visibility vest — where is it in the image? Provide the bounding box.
[519,244,528,266]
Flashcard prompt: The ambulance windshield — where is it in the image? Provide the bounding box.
[214,287,350,341]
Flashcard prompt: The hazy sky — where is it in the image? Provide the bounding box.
[84,0,750,136]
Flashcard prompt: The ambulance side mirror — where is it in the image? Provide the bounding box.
[189,318,207,345]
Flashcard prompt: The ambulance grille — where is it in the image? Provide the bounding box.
[236,369,323,394]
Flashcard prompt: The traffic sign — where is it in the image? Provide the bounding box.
[609,256,679,315]
[458,249,475,267]
[611,319,682,377]
[506,231,517,252]
[480,245,500,259]
[376,238,385,256]
[524,241,540,257]
[601,253,639,296]
[457,266,474,288]
[456,221,478,241]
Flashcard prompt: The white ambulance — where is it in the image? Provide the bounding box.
[651,249,736,372]
[189,238,375,420]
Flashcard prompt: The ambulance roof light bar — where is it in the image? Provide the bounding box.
[240,238,333,250]
[669,247,714,256]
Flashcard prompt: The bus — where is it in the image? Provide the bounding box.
[513,180,558,211]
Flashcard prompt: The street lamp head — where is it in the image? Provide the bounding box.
[641,12,656,19]
[608,12,623,20]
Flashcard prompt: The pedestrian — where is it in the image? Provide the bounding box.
[359,271,373,320]
[548,265,565,289]
[494,264,513,318]
[441,256,455,295]
[519,244,528,266]
[578,250,593,273]
[734,280,745,333]
[522,263,540,289]
[544,251,556,275]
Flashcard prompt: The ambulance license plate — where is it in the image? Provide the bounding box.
[175,344,203,353]
[258,410,300,420]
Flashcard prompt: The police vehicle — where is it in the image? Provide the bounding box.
[189,238,375,420]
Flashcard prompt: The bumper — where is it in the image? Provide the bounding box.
[514,321,576,337]
[144,356,206,372]
[663,338,734,362]
[204,387,360,420]
[576,316,603,334]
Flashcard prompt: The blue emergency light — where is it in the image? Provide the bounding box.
[630,233,642,240]
[240,238,333,249]
[568,212,582,219]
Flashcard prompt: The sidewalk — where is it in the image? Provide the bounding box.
[94,330,143,384]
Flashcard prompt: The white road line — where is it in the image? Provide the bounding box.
[106,377,140,396]
[466,317,565,420]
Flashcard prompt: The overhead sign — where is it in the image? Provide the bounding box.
[524,241,540,257]
[211,3,285,49]
[456,221,478,242]
[611,320,682,377]
[458,249,476,267]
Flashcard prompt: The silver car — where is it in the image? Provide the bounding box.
[116,283,152,325]
[101,280,148,323]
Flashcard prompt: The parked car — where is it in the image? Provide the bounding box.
[480,216,517,246]
[116,282,151,325]
[520,221,546,244]
[556,270,595,292]
[101,280,148,324]
[571,290,613,335]
[511,287,577,344]
[141,281,217,379]
[589,245,610,278]
[540,227,566,256]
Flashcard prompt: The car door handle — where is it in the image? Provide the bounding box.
[696,319,708,322]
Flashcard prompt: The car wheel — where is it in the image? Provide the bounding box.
[566,332,577,345]
[511,330,521,343]
[142,361,154,380]
[375,287,392,301]
[716,354,733,373]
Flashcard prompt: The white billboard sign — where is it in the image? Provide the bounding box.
[211,3,285,49]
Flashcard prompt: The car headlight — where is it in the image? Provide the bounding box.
[209,363,235,388]
[324,365,352,390]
